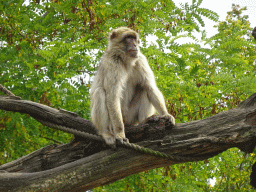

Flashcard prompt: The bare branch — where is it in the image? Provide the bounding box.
[0,91,256,191]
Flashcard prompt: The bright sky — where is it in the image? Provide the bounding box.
[175,0,256,37]
[146,0,256,47]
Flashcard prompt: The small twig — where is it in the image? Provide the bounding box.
[41,136,63,144]
[77,70,95,75]
[0,84,15,96]
[0,84,22,100]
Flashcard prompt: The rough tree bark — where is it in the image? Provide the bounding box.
[0,92,256,191]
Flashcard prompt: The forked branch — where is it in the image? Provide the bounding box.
[0,86,256,191]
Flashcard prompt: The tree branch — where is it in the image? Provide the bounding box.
[0,92,256,191]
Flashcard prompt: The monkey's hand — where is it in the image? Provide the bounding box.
[162,113,175,126]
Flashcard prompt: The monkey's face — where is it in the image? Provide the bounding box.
[108,27,140,59]
[124,35,139,58]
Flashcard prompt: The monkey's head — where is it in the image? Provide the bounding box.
[108,27,140,59]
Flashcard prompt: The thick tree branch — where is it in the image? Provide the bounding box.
[0,93,256,191]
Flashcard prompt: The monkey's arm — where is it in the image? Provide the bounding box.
[147,85,169,115]
[146,84,175,125]
[139,56,175,124]
[138,56,169,116]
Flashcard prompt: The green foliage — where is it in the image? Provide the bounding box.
[0,0,256,191]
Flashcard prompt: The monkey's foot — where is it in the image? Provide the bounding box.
[116,136,129,144]
[114,129,129,144]
[145,114,175,130]
[145,114,175,125]
[102,133,116,149]
[102,134,129,149]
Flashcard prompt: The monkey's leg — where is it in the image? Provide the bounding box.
[138,91,155,123]
[124,100,140,125]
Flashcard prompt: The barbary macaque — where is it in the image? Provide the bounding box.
[90,27,175,147]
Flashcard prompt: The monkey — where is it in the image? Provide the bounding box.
[90,27,175,147]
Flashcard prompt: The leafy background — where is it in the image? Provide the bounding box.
[0,0,256,191]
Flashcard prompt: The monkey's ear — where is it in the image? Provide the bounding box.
[110,31,117,40]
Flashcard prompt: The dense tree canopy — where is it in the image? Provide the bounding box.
[0,0,256,191]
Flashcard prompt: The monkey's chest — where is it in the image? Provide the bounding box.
[121,67,144,108]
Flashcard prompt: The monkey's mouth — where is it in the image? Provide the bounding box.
[129,50,138,54]
[129,50,138,57]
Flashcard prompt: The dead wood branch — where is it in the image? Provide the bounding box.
[0,93,256,191]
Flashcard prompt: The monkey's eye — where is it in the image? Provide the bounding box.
[125,35,135,39]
